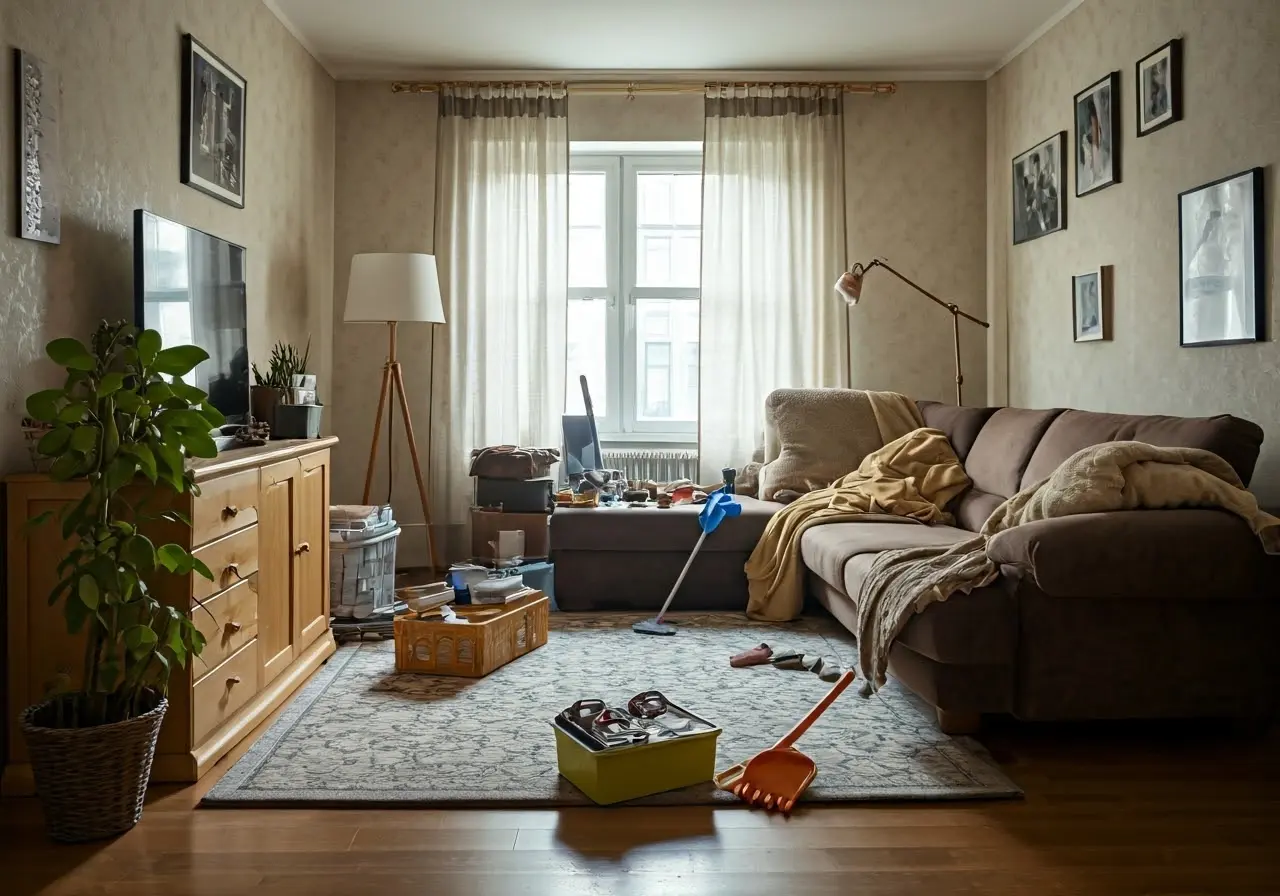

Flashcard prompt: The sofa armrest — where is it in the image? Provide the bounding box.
[986,509,1272,599]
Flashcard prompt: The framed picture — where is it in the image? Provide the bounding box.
[15,49,61,244]
[1136,38,1181,137]
[1074,72,1120,196]
[181,34,245,208]
[1072,268,1106,342]
[1012,132,1066,245]
[1178,168,1265,347]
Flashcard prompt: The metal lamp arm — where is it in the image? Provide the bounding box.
[859,259,990,329]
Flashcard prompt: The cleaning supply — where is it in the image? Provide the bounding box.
[714,670,856,813]
[632,490,742,636]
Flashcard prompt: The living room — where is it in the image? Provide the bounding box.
[2,0,1278,893]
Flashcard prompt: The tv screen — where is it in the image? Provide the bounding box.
[133,210,249,427]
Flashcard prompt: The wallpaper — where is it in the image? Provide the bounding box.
[987,0,1280,502]
[0,0,335,477]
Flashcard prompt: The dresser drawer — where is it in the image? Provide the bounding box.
[192,640,260,746]
[192,525,259,603]
[192,577,259,680]
[192,469,260,547]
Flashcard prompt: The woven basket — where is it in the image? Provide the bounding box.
[20,693,167,843]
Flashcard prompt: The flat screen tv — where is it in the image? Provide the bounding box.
[133,209,249,430]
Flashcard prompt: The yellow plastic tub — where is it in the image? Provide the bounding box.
[552,716,721,805]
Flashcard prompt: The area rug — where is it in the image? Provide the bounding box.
[202,613,1020,807]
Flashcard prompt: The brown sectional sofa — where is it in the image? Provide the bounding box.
[552,401,1280,731]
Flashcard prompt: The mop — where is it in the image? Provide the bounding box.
[632,490,741,635]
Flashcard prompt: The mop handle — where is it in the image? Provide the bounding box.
[654,528,709,622]
[774,670,856,750]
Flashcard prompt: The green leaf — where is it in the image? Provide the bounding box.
[46,337,92,367]
[160,409,215,432]
[97,660,120,692]
[26,389,64,423]
[200,403,227,429]
[124,443,158,482]
[154,345,210,377]
[115,390,143,413]
[137,329,162,366]
[97,372,126,396]
[145,381,174,403]
[152,650,172,678]
[157,543,187,573]
[56,402,87,424]
[160,509,192,527]
[191,628,207,657]
[25,510,54,533]
[77,575,100,609]
[181,430,218,459]
[49,452,83,482]
[125,625,158,657]
[122,535,157,574]
[169,381,208,403]
[190,556,214,581]
[63,593,90,634]
[69,424,100,453]
[104,455,138,492]
[60,492,92,540]
[45,576,73,607]
[37,426,72,456]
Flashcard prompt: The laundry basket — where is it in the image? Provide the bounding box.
[330,523,400,619]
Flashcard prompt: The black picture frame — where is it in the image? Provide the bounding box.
[1074,71,1120,197]
[1136,38,1182,137]
[1178,167,1265,347]
[1011,131,1067,245]
[1072,267,1106,342]
[181,34,246,208]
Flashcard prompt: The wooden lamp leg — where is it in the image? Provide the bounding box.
[361,359,394,504]
[391,362,441,573]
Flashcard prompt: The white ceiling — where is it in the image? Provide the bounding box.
[265,0,1081,80]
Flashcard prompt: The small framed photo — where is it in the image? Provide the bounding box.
[15,49,61,244]
[1074,72,1120,196]
[1012,132,1067,245]
[181,34,246,208]
[1178,167,1265,347]
[1072,268,1106,342]
[1136,39,1181,137]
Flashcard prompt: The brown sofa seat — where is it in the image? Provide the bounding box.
[799,520,971,594]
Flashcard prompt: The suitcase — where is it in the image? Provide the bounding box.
[475,476,555,513]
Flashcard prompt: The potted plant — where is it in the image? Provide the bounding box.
[21,320,219,842]
[250,338,310,429]
[269,337,323,439]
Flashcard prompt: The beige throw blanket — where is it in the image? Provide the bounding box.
[746,428,972,621]
[855,441,1280,693]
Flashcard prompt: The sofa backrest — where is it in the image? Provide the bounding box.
[917,401,1264,532]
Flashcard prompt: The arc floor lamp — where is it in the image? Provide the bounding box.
[836,258,990,406]
[344,252,445,571]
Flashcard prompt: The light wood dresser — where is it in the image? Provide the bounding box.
[3,437,338,794]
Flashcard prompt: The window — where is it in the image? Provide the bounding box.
[566,145,701,439]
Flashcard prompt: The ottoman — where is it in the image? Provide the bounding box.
[549,497,782,611]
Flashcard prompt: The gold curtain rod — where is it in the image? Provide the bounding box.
[391,80,896,96]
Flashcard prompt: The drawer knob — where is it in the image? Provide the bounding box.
[295,541,311,555]
[222,504,239,519]
[225,621,243,634]
[227,675,242,687]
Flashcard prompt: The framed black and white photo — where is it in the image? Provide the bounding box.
[1136,38,1181,137]
[1072,268,1106,342]
[1074,72,1120,196]
[1179,168,1264,347]
[1012,132,1066,245]
[15,49,61,244]
[181,34,245,208]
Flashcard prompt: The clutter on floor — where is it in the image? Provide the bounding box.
[552,690,721,805]
[329,504,400,619]
[393,590,549,676]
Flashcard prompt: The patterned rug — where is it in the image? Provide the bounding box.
[202,613,1020,807]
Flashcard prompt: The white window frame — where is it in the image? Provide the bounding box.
[570,145,702,441]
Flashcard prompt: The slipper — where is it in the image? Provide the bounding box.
[730,642,773,668]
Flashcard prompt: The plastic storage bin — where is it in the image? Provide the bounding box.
[330,521,400,619]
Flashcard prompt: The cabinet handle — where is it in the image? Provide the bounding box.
[295,542,311,555]
[222,505,239,519]
[225,621,243,634]
[227,676,242,687]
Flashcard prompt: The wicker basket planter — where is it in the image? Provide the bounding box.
[20,693,167,842]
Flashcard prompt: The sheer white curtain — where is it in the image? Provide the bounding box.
[431,84,569,552]
[698,85,847,482]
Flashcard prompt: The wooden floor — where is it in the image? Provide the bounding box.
[3,700,1277,896]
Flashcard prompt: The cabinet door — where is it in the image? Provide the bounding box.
[259,459,299,685]
[294,450,330,648]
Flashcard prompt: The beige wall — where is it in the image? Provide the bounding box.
[330,85,990,564]
[0,0,335,475]
[987,0,1280,501]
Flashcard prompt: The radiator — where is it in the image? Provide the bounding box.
[600,449,699,483]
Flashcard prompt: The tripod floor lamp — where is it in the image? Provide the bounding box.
[344,252,445,571]
[835,258,990,406]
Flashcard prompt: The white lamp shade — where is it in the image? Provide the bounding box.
[344,253,446,324]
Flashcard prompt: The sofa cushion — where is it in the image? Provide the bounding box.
[758,388,889,501]
[799,520,972,593]
[1020,409,1264,489]
[962,407,1064,498]
[550,495,781,554]
[952,488,1004,532]
[916,402,1000,461]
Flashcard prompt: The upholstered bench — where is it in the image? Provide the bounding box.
[549,498,781,611]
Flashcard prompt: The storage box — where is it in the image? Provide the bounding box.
[475,476,555,513]
[330,524,400,619]
[552,710,721,805]
[471,509,550,560]
[393,591,549,677]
